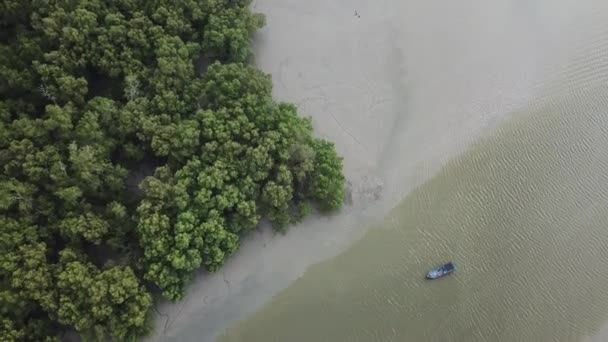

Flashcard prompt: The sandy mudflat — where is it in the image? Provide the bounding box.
[145,0,574,341]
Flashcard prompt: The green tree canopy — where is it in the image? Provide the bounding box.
[1,0,344,340]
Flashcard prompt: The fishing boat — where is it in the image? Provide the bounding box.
[426,262,456,279]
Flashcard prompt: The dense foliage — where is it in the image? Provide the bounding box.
[0,0,345,340]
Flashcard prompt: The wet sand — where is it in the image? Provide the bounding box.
[146,0,593,341]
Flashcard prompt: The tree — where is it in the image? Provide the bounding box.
[0,217,59,341]
[309,139,346,212]
[1,0,345,339]
[55,249,152,341]
[135,166,240,299]
[201,1,266,62]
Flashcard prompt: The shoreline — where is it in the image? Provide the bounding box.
[146,0,556,340]
[583,322,608,342]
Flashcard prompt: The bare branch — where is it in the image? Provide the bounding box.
[38,83,57,103]
[125,75,140,101]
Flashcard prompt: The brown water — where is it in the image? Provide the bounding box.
[220,0,608,333]
[145,0,608,341]
[194,0,608,341]
[220,80,608,341]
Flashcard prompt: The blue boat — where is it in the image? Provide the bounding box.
[426,262,456,279]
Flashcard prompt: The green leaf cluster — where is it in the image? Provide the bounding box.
[1,0,344,340]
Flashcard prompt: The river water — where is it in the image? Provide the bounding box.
[219,0,608,341]
[221,83,608,341]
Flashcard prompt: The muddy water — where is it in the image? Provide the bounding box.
[220,81,608,341]
[219,0,608,341]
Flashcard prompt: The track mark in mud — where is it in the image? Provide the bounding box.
[365,98,394,117]
[166,299,188,331]
[153,306,171,335]
[222,270,232,293]
[345,175,385,207]
[298,83,370,154]
[376,26,409,171]
[277,57,290,89]
[328,111,366,150]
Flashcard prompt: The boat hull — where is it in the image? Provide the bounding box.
[426,262,456,279]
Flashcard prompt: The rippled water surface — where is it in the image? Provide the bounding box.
[221,84,608,341]
[217,0,608,341]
